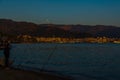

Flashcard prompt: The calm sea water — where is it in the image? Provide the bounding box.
[0,43,120,80]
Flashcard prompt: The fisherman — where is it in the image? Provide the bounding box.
[3,41,10,67]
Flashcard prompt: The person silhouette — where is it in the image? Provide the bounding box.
[4,41,10,67]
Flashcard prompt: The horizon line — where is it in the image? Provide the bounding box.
[0,18,119,27]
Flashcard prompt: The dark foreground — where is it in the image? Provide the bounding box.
[0,66,73,80]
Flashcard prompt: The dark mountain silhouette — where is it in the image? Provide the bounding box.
[0,19,120,38]
[59,25,120,38]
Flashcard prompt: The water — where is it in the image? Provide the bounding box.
[0,43,120,80]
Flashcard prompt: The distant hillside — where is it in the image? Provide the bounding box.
[0,19,120,38]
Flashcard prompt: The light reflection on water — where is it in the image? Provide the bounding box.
[0,43,120,80]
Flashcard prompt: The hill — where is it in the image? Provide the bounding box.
[0,19,120,38]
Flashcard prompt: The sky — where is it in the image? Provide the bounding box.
[0,0,120,26]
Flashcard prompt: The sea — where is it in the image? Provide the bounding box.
[0,43,120,80]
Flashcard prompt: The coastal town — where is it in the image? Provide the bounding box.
[0,19,120,44]
[3,35,120,44]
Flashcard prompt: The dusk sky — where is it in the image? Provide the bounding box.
[0,0,120,26]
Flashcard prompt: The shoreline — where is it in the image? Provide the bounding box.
[0,66,73,80]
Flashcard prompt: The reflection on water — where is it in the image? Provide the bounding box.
[0,43,120,80]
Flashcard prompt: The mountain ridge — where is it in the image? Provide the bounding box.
[0,19,120,38]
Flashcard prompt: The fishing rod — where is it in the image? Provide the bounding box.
[40,43,58,71]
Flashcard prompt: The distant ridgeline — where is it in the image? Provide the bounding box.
[0,19,120,43]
